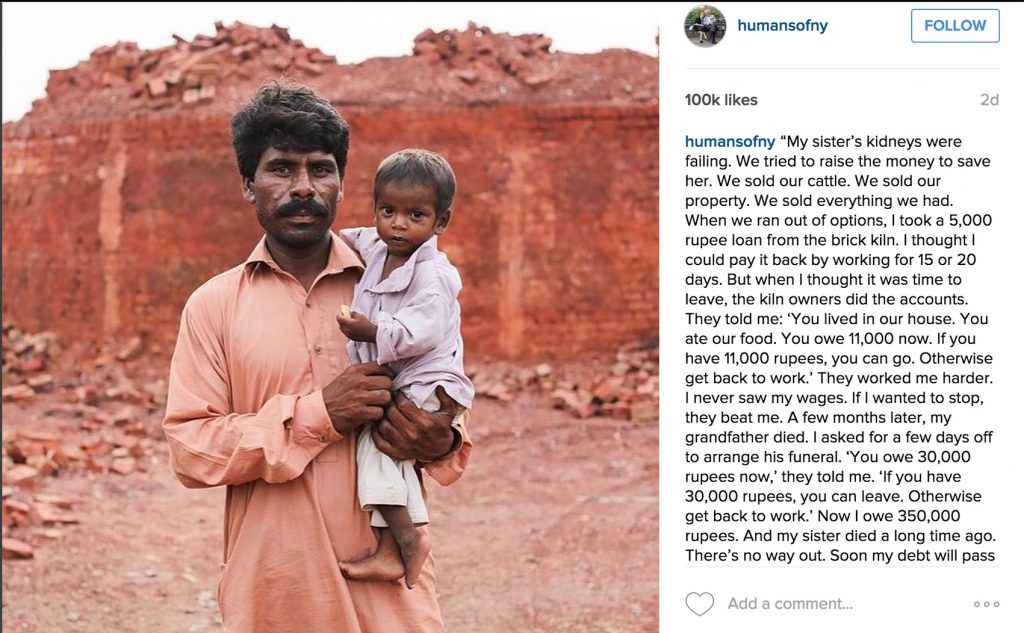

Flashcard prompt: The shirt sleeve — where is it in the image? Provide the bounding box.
[374,283,450,364]
[338,227,360,251]
[423,412,473,486]
[338,227,379,259]
[162,285,343,488]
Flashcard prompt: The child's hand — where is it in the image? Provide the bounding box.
[337,307,378,343]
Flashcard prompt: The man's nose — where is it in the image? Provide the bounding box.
[290,168,314,198]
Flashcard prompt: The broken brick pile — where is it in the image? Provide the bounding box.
[1,424,161,560]
[468,341,659,421]
[1,323,59,401]
[43,21,337,112]
[413,21,556,87]
[1,487,78,560]
[6,24,657,361]
[17,21,657,123]
[3,323,164,407]
[2,323,167,560]
[2,321,656,560]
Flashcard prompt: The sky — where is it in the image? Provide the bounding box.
[1,2,661,123]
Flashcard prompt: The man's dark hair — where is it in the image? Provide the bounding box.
[374,149,457,219]
[230,81,350,180]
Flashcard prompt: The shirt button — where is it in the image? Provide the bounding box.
[314,345,322,354]
[319,435,328,443]
[305,302,312,308]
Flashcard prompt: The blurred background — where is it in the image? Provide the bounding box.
[2,3,659,631]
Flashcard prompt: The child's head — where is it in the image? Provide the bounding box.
[372,149,457,257]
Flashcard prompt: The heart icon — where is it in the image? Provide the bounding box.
[686,592,715,616]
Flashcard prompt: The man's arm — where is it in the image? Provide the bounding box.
[422,411,472,487]
[162,288,392,488]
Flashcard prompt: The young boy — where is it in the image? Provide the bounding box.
[336,149,474,589]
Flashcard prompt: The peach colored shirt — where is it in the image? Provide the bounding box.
[163,233,471,633]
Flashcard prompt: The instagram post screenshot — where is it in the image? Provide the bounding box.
[662,2,1021,632]
[3,2,1021,632]
[2,3,659,632]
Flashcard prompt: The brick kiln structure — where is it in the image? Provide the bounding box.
[2,22,657,360]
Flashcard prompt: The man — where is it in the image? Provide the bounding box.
[688,10,720,45]
[162,82,471,632]
[705,11,719,44]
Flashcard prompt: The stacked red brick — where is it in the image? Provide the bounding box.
[41,21,336,113]
[2,23,657,361]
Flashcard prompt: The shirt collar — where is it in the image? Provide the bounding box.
[368,235,439,294]
[244,232,365,281]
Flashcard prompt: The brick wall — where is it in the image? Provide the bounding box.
[2,104,657,360]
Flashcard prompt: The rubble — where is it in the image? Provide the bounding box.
[41,21,337,111]
[2,385,35,401]
[1,357,160,555]
[110,457,136,475]
[2,537,34,559]
[3,429,157,483]
[9,20,656,129]
[2,322,62,402]
[413,21,556,86]
[116,336,144,362]
[3,322,59,375]
[3,465,40,488]
[3,323,169,414]
[467,341,659,421]
[28,502,80,526]
[1,318,655,567]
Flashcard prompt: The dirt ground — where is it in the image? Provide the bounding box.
[2,383,657,632]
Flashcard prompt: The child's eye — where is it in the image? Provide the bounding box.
[379,207,393,215]
[411,211,425,220]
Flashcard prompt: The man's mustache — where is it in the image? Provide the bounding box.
[275,198,329,217]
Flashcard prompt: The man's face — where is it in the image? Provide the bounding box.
[243,147,342,249]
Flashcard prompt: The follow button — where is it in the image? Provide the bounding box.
[911,8,1000,43]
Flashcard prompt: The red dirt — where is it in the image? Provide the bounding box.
[2,377,657,632]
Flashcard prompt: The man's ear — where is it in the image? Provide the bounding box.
[434,209,452,235]
[241,177,256,205]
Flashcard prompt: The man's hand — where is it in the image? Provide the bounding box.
[373,386,461,462]
[336,310,378,343]
[322,363,395,435]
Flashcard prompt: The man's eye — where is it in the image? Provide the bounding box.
[273,166,290,175]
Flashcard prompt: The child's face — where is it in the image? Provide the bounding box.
[374,181,450,258]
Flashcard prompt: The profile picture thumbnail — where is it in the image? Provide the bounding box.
[687,5,726,47]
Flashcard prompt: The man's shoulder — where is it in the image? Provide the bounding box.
[183,263,248,313]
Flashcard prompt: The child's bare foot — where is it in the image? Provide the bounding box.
[394,526,431,589]
[339,530,404,583]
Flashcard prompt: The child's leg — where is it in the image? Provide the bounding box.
[354,426,408,524]
[386,390,436,587]
[340,422,432,588]
[381,504,431,589]
[339,427,410,582]
[339,506,431,588]
[339,527,404,583]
